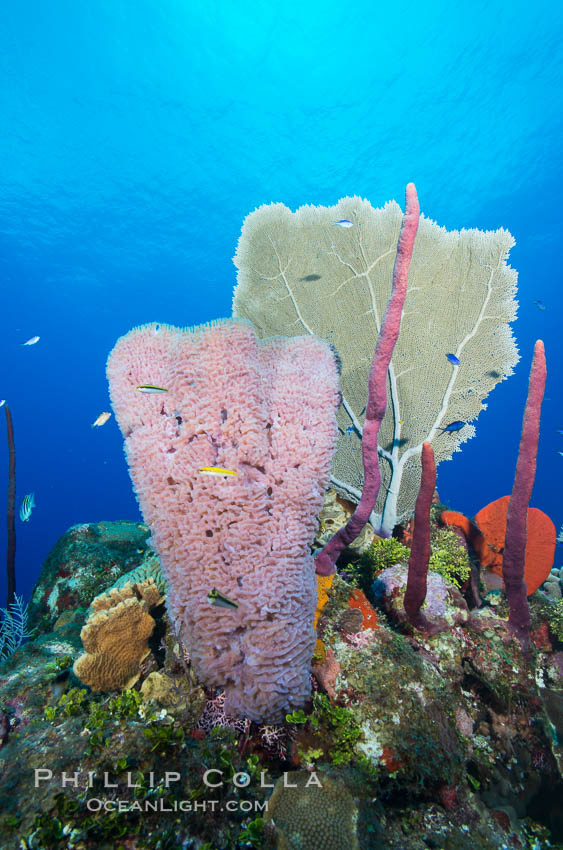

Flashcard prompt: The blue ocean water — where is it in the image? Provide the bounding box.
[0,0,561,605]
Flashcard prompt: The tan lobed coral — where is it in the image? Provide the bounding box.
[232,194,519,535]
[74,580,160,691]
[265,770,360,850]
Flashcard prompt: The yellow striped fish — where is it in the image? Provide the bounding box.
[198,466,237,477]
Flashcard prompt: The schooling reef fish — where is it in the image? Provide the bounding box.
[91,411,112,428]
[445,353,460,366]
[20,492,35,522]
[136,385,169,394]
[207,589,239,609]
[198,466,238,477]
[22,336,40,346]
[438,421,466,433]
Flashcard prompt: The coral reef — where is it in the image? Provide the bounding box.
[0,513,561,848]
[3,186,559,849]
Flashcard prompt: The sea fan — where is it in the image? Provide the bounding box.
[0,595,32,662]
[233,195,519,535]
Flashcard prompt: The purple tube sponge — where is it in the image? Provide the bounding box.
[315,183,420,576]
[503,339,547,648]
[404,441,441,632]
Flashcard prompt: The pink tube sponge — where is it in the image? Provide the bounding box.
[503,339,547,648]
[107,318,340,722]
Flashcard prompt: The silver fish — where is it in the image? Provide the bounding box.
[333,219,354,228]
[91,411,112,428]
[22,336,40,346]
[20,492,35,522]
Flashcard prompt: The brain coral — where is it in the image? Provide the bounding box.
[232,194,519,535]
[265,770,360,850]
[106,319,340,722]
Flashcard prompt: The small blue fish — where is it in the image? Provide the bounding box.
[438,421,466,433]
[20,492,35,522]
[533,299,546,311]
[346,426,355,435]
[558,451,563,457]
[445,353,460,366]
[333,219,354,228]
[557,430,563,435]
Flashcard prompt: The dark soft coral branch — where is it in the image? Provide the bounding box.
[5,405,16,608]
[315,183,420,576]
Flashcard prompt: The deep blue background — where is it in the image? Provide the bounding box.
[1,0,562,605]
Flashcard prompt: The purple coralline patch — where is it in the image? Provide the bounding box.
[373,563,469,628]
[547,651,563,682]
[28,520,151,633]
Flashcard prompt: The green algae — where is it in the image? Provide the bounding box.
[428,527,472,588]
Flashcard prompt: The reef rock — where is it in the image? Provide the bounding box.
[28,520,152,632]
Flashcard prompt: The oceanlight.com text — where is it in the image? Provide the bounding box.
[86,798,269,813]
